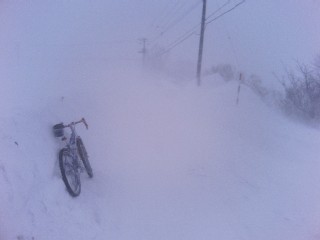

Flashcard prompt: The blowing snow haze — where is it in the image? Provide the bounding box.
[1,0,320,83]
[1,1,320,240]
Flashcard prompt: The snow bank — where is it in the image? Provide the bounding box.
[1,63,320,239]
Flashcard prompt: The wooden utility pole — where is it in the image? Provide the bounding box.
[196,0,207,86]
[139,38,147,63]
[236,73,243,105]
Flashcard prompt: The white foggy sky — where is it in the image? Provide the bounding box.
[1,0,320,85]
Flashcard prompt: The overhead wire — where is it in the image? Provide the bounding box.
[156,22,200,55]
[154,0,231,54]
[161,0,201,33]
[206,0,246,25]
[148,0,173,31]
[206,0,231,20]
[161,0,186,28]
[160,32,196,55]
[155,0,183,30]
[150,0,201,45]
[162,1,201,34]
[153,0,246,56]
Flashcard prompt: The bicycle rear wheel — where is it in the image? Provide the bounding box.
[76,137,93,178]
[59,148,81,197]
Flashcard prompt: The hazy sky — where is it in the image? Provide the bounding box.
[1,0,320,85]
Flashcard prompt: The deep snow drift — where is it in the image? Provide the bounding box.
[1,63,320,240]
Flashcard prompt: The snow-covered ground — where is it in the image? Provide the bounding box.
[1,62,320,239]
[1,1,320,239]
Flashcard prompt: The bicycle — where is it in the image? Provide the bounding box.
[53,118,93,197]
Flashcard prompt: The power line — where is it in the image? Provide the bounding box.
[148,0,173,31]
[206,0,246,25]
[161,0,200,31]
[160,1,201,37]
[206,0,231,20]
[160,32,196,55]
[155,0,182,30]
[153,22,200,55]
[150,0,200,44]
[152,0,231,50]
[159,0,185,29]
[153,0,246,56]
[156,22,199,54]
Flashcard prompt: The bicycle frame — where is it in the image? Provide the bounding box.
[66,124,77,149]
[64,123,81,172]
[62,118,88,153]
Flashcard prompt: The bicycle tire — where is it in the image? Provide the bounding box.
[59,148,81,197]
[76,137,93,178]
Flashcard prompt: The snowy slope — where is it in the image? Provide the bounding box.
[1,63,320,240]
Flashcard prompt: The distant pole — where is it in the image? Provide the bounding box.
[139,38,147,63]
[15,42,20,65]
[196,0,207,86]
[236,73,243,105]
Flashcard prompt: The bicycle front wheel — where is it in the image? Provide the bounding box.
[59,148,81,197]
[77,137,93,178]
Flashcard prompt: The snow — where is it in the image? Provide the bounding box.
[1,62,320,239]
[1,1,320,239]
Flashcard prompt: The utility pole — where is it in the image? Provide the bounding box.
[196,0,207,86]
[138,38,147,63]
[236,73,243,105]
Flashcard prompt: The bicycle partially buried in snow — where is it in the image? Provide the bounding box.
[53,118,93,197]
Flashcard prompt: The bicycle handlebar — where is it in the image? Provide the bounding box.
[64,118,88,129]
